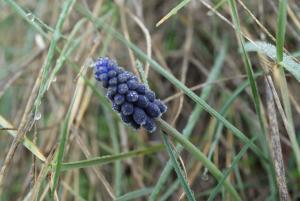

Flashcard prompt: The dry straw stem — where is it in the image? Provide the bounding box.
[265,76,289,201]
[122,4,152,78]
[0,67,43,197]
[28,148,56,200]
[171,4,194,125]
[0,49,45,99]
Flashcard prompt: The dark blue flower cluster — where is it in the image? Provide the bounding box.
[94,57,167,133]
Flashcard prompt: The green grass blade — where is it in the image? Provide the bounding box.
[159,180,180,201]
[275,0,300,174]
[161,134,196,201]
[51,86,78,199]
[137,51,195,201]
[60,144,164,171]
[207,137,256,201]
[4,0,48,39]
[34,0,76,115]
[156,0,191,27]
[276,0,287,62]
[47,19,86,89]
[104,109,122,196]
[149,40,227,200]
[206,73,262,165]
[227,0,267,148]
[156,119,242,201]
[115,187,153,201]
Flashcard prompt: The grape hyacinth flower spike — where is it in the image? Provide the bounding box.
[94,57,167,133]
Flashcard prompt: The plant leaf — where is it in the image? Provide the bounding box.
[244,41,300,82]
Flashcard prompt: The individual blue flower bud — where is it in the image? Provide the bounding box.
[121,102,134,115]
[108,59,118,68]
[116,67,124,74]
[108,70,117,78]
[107,86,117,100]
[136,95,149,108]
[108,77,118,86]
[118,83,129,94]
[99,73,108,82]
[114,94,125,105]
[136,84,146,94]
[133,108,147,125]
[102,81,108,88]
[126,91,139,102]
[118,72,131,83]
[143,117,156,133]
[127,79,139,90]
[145,90,156,102]
[145,102,161,118]
[95,57,109,67]
[130,121,141,129]
[95,66,107,74]
[154,99,168,113]
[120,113,131,124]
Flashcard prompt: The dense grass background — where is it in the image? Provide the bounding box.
[0,0,300,200]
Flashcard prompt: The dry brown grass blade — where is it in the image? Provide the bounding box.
[171,5,194,125]
[265,76,290,201]
[0,49,45,99]
[29,147,56,201]
[115,1,152,78]
[116,0,139,78]
[0,66,43,196]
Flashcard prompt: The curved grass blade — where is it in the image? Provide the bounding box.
[51,87,77,200]
[0,115,46,162]
[207,137,257,201]
[161,134,196,201]
[156,0,191,27]
[149,40,227,200]
[60,144,164,171]
[156,119,242,201]
[115,188,153,201]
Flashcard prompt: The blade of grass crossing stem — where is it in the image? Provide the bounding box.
[104,108,122,196]
[159,180,180,201]
[227,0,267,150]
[149,40,227,200]
[160,72,262,201]
[276,0,300,174]
[34,0,76,116]
[156,119,242,201]
[135,59,191,200]
[276,0,287,62]
[4,0,48,39]
[205,74,261,167]
[161,134,196,201]
[0,115,46,162]
[76,5,265,159]
[51,87,78,200]
[115,188,153,201]
[226,1,277,195]
[60,145,164,171]
[207,137,257,201]
[156,0,191,27]
[47,19,87,88]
